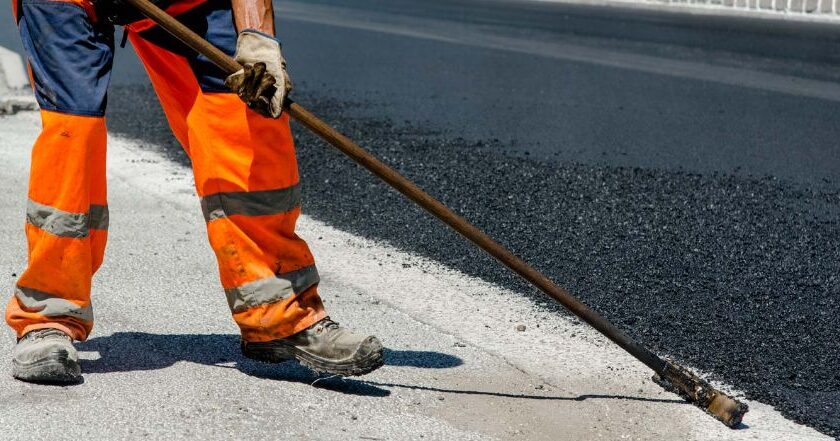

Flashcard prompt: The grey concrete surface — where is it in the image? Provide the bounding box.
[94,1,840,436]
[1,0,839,438]
[0,111,828,440]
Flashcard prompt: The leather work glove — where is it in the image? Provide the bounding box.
[224,30,292,118]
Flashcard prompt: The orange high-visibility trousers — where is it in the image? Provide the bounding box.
[5,110,110,341]
[6,0,326,342]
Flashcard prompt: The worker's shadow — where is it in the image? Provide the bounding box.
[77,332,463,398]
[77,332,688,408]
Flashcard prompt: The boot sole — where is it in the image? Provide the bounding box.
[241,340,385,377]
[12,353,82,385]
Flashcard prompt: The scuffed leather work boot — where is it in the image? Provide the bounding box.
[241,317,384,376]
[12,328,81,384]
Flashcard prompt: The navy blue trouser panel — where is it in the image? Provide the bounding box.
[18,0,114,116]
[135,0,236,92]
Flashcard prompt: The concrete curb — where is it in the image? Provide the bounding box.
[0,45,37,115]
[0,93,38,114]
[0,46,27,91]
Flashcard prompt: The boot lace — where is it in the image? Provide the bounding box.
[23,328,70,342]
[312,317,340,334]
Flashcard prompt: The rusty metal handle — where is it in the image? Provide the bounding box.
[121,0,748,427]
[121,0,665,374]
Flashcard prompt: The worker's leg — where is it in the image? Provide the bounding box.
[5,0,113,342]
[128,1,325,342]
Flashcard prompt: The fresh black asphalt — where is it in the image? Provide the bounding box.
[3,0,838,436]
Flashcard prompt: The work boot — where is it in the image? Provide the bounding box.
[12,328,82,384]
[241,317,384,376]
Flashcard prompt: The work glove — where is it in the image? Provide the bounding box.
[224,30,292,118]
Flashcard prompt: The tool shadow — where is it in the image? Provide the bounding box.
[77,332,686,406]
[77,332,462,397]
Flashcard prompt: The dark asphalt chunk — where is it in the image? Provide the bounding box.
[107,84,839,438]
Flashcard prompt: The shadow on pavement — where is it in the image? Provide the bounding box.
[362,380,686,404]
[75,332,682,405]
[76,332,463,397]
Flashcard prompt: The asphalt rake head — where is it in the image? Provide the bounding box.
[653,360,748,428]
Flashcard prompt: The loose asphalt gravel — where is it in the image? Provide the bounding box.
[10,111,823,440]
[292,95,840,437]
[12,0,832,437]
[106,83,840,437]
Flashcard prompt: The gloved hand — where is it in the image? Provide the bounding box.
[224,30,292,118]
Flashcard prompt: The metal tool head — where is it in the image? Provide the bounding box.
[652,360,748,428]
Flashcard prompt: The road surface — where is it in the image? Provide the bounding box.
[0,110,827,441]
[0,0,838,438]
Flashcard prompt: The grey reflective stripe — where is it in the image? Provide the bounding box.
[200,184,301,222]
[26,200,109,238]
[15,286,93,322]
[225,277,294,313]
[224,265,320,313]
[27,200,88,238]
[88,204,109,231]
[278,265,320,296]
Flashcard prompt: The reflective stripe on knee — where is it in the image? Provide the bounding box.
[26,200,109,238]
[278,265,320,296]
[225,265,320,313]
[88,204,110,231]
[200,184,301,222]
[225,277,294,313]
[15,286,93,322]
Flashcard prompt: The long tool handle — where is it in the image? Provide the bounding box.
[122,0,665,374]
[290,102,669,372]
[123,0,747,427]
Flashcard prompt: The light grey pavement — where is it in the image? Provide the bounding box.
[1,0,838,437]
[0,111,828,439]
